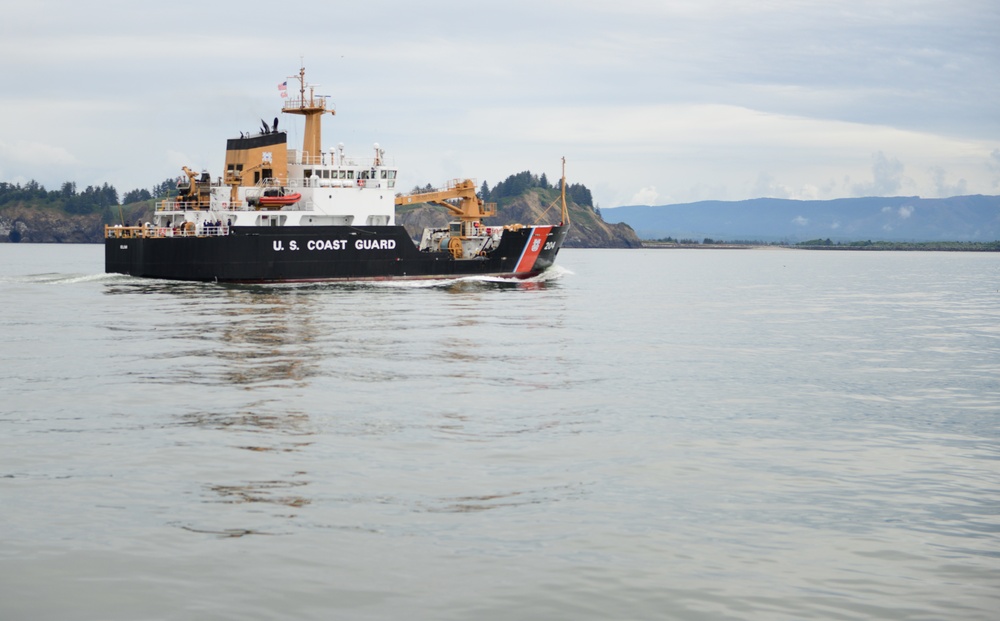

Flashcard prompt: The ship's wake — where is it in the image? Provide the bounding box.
[77,264,573,293]
[365,264,573,289]
[2,272,126,286]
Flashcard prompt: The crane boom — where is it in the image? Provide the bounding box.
[394,179,496,223]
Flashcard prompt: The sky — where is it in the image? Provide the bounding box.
[0,0,997,208]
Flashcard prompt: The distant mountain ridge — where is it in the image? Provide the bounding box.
[602,195,1000,242]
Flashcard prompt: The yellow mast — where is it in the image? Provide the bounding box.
[560,156,570,226]
[281,66,334,159]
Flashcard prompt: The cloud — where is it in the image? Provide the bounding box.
[0,140,77,167]
[851,151,905,196]
[792,216,809,226]
[630,186,659,205]
[987,149,1000,188]
[0,140,79,186]
[880,204,913,220]
[797,185,820,200]
[752,173,792,199]
[930,166,967,197]
[750,173,822,200]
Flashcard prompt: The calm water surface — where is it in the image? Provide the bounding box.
[1,244,998,620]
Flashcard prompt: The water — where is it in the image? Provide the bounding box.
[1,244,998,620]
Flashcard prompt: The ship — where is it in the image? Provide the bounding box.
[104,67,570,283]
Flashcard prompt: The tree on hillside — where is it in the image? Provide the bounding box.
[409,170,596,209]
[65,183,118,214]
[122,188,153,204]
[567,183,592,208]
[492,171,534,199]
[152,177,178,198]
[489,171,556,200]
[0,180,54,205]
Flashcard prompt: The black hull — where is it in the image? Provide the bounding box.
[105,225,568,283]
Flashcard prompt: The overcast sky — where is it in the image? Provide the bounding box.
[1,0,997,207]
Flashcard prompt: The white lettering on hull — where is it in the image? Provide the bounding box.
[307,239,349,251]
[354,239,397,250]
[272,238,396,252]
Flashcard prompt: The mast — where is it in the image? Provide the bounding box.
[560,156,570,226]
[281,66,334,159]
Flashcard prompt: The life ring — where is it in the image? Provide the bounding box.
[358,178,366,188]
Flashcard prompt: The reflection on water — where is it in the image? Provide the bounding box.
[104,280,322,388]
[208,477,311,509]
[177,407,314,436]
[178,526,275,538]
[419,483,585,514]
[101,280,327,536]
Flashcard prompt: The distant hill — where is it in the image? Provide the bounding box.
[602,195,1000,242]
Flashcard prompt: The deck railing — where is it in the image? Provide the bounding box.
[157,200,249,212]
[105,225,230,239]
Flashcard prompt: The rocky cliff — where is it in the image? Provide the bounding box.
[0,206,106,243]
[396,188,642,248]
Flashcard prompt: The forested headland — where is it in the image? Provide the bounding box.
[0,178,175,243]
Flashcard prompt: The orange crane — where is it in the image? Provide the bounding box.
[395,161,570,259]
[394,179,496,224]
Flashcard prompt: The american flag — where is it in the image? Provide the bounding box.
[278,81,287,98]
